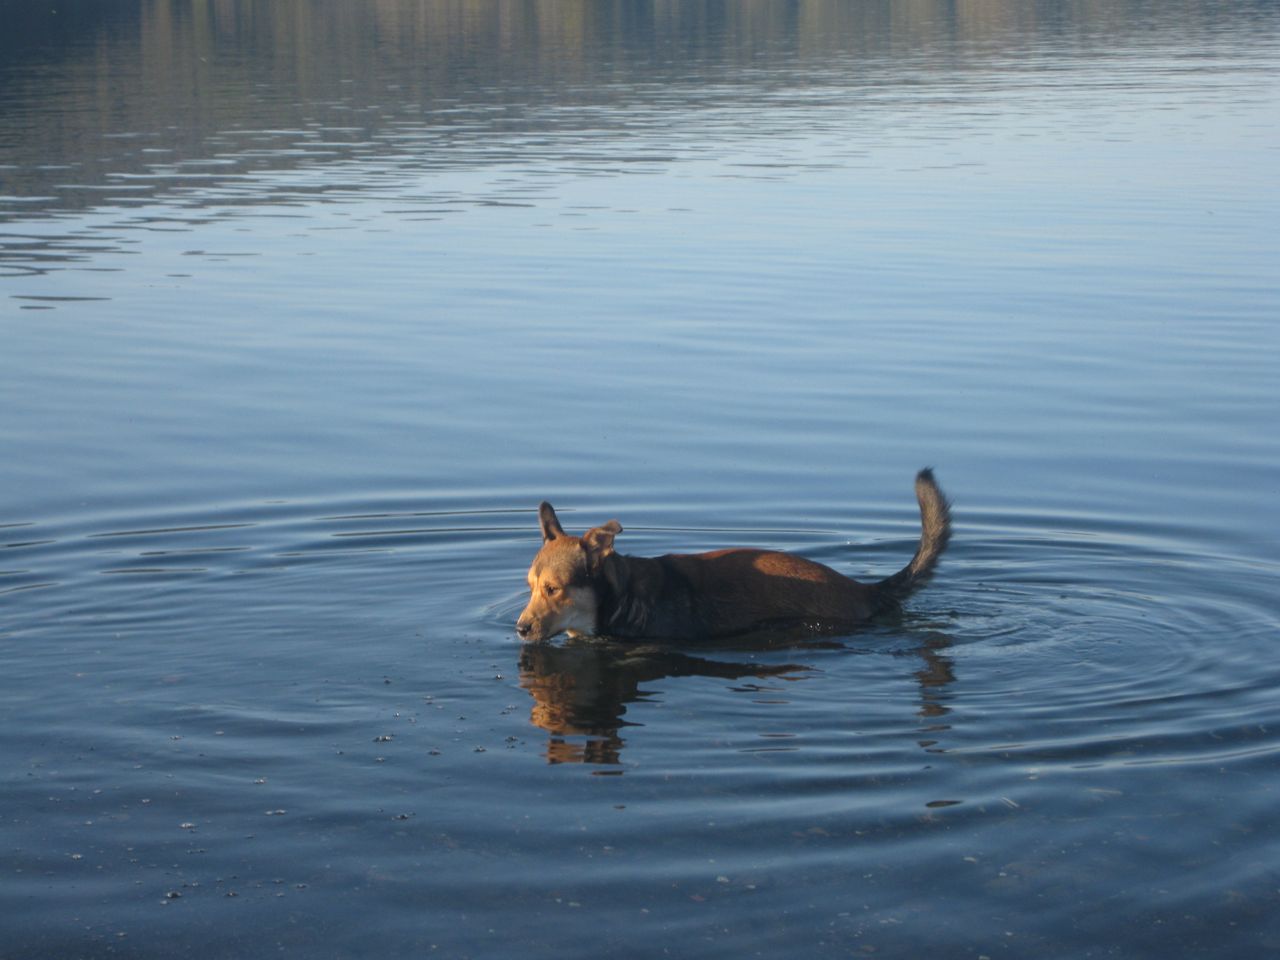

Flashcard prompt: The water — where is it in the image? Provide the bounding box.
[3,1,1279,956]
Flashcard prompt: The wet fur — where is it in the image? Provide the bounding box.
[516,468,951,643]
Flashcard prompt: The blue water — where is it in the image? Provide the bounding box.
[2,2,1279,956]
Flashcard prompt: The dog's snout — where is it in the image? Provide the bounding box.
[515,617,533,639]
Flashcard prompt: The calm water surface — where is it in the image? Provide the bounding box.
[2,2,1279,957]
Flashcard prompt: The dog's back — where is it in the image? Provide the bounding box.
[625,549,878,637]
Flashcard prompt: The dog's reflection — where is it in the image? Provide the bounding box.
[518,639,810,765]
[518,630,958,765]
[913,631,956,721]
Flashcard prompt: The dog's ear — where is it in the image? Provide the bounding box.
[538,502,566,543]
[582,520,622,567]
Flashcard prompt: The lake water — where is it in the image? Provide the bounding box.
[3,1,1279,956]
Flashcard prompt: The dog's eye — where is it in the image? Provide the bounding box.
[544,585,559,597]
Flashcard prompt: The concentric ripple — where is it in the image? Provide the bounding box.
[920,514,1280,773]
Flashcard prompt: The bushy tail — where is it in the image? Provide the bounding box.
[873,468,952,612]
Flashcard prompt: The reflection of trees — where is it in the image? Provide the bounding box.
[2,0,1253,205]
[518,628,958,765]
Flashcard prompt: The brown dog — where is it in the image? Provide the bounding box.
[516,469,951,642]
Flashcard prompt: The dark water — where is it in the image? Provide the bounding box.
[3,1,1280,956]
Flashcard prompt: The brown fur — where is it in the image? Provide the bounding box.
[516,469,951,643]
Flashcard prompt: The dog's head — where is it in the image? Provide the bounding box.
[516,502,621,642]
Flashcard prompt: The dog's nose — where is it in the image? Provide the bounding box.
[515,618,532,639]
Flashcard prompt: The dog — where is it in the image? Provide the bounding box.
[516,468,951,643]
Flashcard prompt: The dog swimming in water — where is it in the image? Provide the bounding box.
[516,469,951,643]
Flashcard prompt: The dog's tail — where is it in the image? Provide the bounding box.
[872,468,952,613]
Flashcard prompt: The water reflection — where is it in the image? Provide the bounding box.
[910,631,955,754]
[518,639,809,764]
[519,629,957,765]
[4,0,1275,240]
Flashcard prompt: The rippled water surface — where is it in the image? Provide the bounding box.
[3,2,1279,957]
